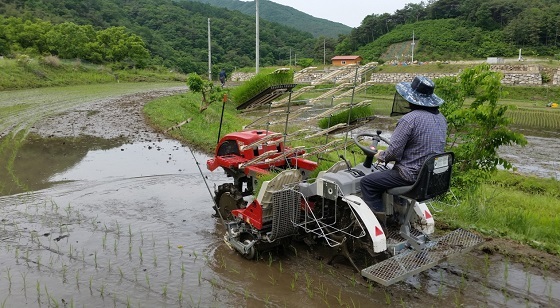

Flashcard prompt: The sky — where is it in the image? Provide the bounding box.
[266,0,424,28]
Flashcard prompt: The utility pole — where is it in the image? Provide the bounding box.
[411,30,415,63]
[323,38,326,65]
[256,0,260,74]
[289,48,292,66]
[208,18,212,81]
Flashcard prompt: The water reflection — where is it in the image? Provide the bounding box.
[0,134,125,196]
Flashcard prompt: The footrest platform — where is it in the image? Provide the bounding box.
[361,228,484,286]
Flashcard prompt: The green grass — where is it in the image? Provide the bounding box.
[438,171,560,255]
[144,92,249,152]
[0,58,185,91]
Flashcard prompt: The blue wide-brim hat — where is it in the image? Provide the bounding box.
[396,75,444,107]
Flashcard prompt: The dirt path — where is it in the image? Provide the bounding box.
[0,85,559,307]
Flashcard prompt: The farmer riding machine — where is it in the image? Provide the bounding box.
[205,81,483,286]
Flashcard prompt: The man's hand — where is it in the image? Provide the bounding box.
[374,150,384,161]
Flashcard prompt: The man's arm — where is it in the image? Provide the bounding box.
[379,119,411,162]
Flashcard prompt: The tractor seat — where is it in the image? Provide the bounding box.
[386,152,454,202]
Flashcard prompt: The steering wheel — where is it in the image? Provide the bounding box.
[353,132,391,157]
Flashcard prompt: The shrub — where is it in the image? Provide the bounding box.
[40,55,62,67]
[15,54,31,67]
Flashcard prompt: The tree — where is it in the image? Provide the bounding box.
[45,22,95,59]
[436,64,527,194]
[186,73,226,112]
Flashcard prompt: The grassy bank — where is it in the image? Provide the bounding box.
[144,92,249,152]
[0,57,185,91]
[440,172,560,254]
[144,90,560,256]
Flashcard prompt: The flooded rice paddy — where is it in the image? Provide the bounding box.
[0,87,559,307]
[1,134,559,307]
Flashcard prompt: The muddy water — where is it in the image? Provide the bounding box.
[1,135,559,307]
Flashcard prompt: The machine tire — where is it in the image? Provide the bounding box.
[213,183,246,220]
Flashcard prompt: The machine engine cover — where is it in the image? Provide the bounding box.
[317,168,365,197]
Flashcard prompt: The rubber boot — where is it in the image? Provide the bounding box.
[373,211,388,234]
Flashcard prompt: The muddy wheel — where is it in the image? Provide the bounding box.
[213,183,246,220]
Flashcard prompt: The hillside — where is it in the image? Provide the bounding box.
[185,0,351,38]
[0,0,316,75]
[341,0,560,63]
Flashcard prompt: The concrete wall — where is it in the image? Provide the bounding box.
[553,70,560,85]
[231,64,548,86]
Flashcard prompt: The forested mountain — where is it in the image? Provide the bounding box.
[2,0,559,73]
[0,0,318,75]
[341,0,560,62]
[185,0,351,38]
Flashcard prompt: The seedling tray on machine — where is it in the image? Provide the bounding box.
[237,84,297,110]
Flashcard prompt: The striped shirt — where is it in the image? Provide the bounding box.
[379,109,447,182]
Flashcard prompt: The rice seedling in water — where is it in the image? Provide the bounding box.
[145,273,151,289]
[162,284,168,297]
[75,270,80,290]
[220,255,227,269]
[198,269,202,285]
[268,274,276,286]
[459,272,467,293]
[316,282,328,299]
[349,275,357,287]
[62,264,67,283]
[116,220,120,237]
[384,289,391,305]
[263,294,272,306]
[36,280,40,300]
[153,251,158,267]
[94,252,98,269]
[100,281,105,298]
[21,272,28,297]
[114,239,118,256]
[139,247,143,264]
[181,262,185,278]
[437,270,444,298]
[335,288,343,305]
[3,268,12,294]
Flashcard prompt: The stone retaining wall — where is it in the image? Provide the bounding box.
[231,65,550,86]
[370,72,542,85]
[230,72,255,82]
[369,73,456,84]
[552,69,560,85]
